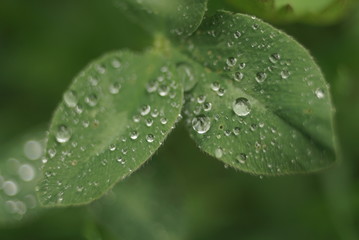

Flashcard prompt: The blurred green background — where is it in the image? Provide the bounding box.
[0,0,358,239]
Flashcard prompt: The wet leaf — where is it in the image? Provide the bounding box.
[115,0,208,37]
[182,11,337,175]
[38,50,183,206]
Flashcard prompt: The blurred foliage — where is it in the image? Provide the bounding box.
[0,0,358,239]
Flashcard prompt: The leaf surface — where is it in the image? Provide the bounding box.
[38,50,183,206]
[182,11,336,175]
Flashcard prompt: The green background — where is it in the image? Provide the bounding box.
[0,0,358,239]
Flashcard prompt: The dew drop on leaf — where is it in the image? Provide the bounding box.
[232,98,251,116]
[63,90,78,108]
[315,88,325,99]
[192,115,211,134]
[146,134,154,143]
[55,125,71,143]
[255,72,267,83]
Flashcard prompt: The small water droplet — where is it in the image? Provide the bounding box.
[63,90,78,108]
[109,144,116,151]
[146,134,154,143]
[130,131,139,140]
[109,81,121,94]
[234,30,242,39]
[252,24,259,30]
[239,63,246,69]
[192,115,211,134]
[233,127,241,135]
[255,72,267,83]
[315,88,325,99]
[146,118,153,127]
[160,117,168,125]
[197,95,206,104]
[269,53,280,63]
[233,98,251,116]
[217,88,225,96]
[140,105,151,116]
[211,82,220,91]
[215,148,223,158]
[111,59,121,68]
[233,72,244,82]
[203,102,212,111]
[85,94,98,107]
[56,125,71,143]
[280,70,290,79]
[236,153,247,164]
[226,57,237,67]
[158,84,170,96]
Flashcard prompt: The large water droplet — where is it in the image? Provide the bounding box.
[177,63,196,91]
[233,98,251,116]
[18,164,35,182]
[63,90,78,108]
[192,115,211,134]
[56,125,71,143]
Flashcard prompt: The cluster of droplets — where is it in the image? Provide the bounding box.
[40,55,184,205]
[0,138,43,221]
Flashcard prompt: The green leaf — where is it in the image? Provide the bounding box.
[0,129,45,224]
[115,0,208,37]
[225,0,350,25]
[181,11,336,175]
[38,49,184,206]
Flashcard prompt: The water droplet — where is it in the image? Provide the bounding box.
[146,80,158,93]
[226,57,237,67]
[117,157,125,165]
[48,148,56,158]
[236,153,247,164]
[269,53,280,63]
[160,117,168,125]
[280,70,290,79]
[239,63,246,69]
[24,140,42,160]
[109,82,121,94]
[3,180,18,196]
[233,127,241,135]
[197,95,206,104]
[109,144,116,151]
[146,118,153,127]
[63,90,78,108]
[151,109,159,118]
[177,63,196,91]
[315,88,325,99]
[192,115,211,134]
[233,72,244,82]
[56,125,71,143]
[252,24,259,30]
[203,102,212,111]
[215,148,223,158]
[158,84,170,96]
[211,82,220,91]
[111,59,121,68]
[130,131,138,140]
[234,30,242,39]
[18,164,35,182]
[255,72,267,83]
[85,94,98,107]
[217,88,225,96]
[140,105,151,116]
[233,98,251,116]
[146,134,154,143]
[133,115,141,123]
[95,64,106,74]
